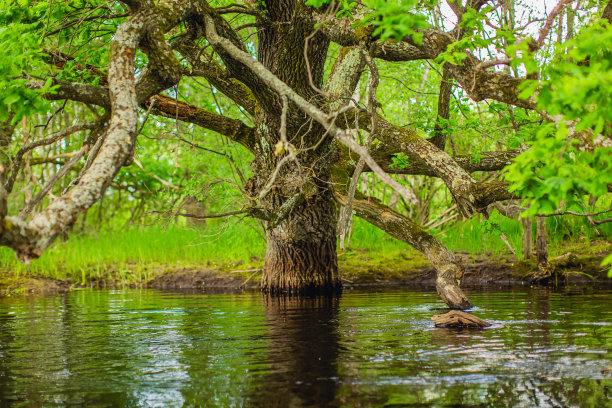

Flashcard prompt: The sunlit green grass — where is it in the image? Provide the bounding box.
[0,220,267,281]
[0,211,608,283]
[437,212,611,257]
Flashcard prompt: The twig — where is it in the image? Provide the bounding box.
[474,58,513,71]
[499,232,517,256]
[138,97,156,135]
[19,144,89,219]
[593,218,612,225]
[231,268,262,274]
[428,213,458,230]
[338,48,379,248]
[424,204,457,227]
[148,209,249,219]
[537,209,612,217]
[535,0,573,49]
[6,122,98,192]
[239,269,261,288]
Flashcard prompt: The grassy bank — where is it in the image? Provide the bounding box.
[0,212,610,291]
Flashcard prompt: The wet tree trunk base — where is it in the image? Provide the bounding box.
[261,236,342,296]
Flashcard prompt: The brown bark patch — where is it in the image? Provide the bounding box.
[432,310,491,328]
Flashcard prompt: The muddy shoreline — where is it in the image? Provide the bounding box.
[1,248,609,296]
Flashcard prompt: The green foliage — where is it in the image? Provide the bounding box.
[359,0,430,43]
[390,152,410,169]
[0,22,55,122]
[505,123,611,216]
[306,0,430,43]
[481,219,500,234]
[504,21,612,216]
[602,253,612,278]
[538,22,612,129]
[434,5,495,65]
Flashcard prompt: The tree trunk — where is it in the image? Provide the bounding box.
[522,216,532,260]
[242,0,340,295]
[536,216,548,266]
[261,194,341,295]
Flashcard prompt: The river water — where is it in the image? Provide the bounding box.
[0,288,610,407]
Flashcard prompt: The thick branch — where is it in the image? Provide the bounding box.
[430,64,452,150]
[325,47,366,105]
[333,186,472,310]
[367,148,521,176]
[28,80,111,107]
[312,13,535,109]
[143,95,256,152]
[360,113,481,216]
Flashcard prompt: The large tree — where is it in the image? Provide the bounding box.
[0,0,610,309]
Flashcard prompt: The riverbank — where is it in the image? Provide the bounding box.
[1,238,609,296]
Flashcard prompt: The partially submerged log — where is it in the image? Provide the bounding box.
[432,311,491,328]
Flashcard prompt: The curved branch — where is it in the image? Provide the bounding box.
[1,0,200,261]
[333,185,473,310]
[354,112,481,216]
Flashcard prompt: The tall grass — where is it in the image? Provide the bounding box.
[348,218,412,252]
[436,212,611,257]
[0,220,266,281]
[0,211,608,282]
[349,212,610,258]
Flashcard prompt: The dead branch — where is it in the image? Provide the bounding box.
[537,208,612,218]
[19,144,89,219]
[6,122,99,193]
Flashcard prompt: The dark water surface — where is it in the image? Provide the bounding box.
[0,288,610,407]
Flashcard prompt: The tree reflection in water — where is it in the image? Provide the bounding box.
[247,295,341,408]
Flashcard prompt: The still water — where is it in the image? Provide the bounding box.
[0,288,610,407]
